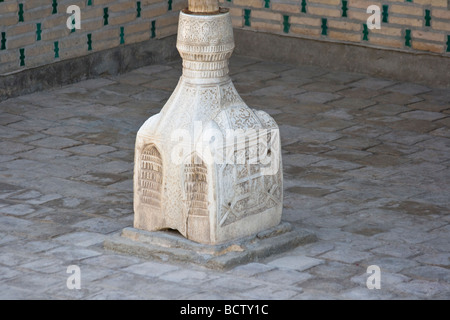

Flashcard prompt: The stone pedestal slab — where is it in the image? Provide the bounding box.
[104,222,316,269]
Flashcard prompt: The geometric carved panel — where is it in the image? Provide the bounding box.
[218,162,281,227]
[140,145,163,209]
[183,153,208,217]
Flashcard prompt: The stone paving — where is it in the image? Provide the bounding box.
[0,55,449,300]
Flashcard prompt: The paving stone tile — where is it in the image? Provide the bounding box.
[340,287,394,300]
[337,87,382,99]
[71,217,128,234]
[303,213,356,228]
[320,108,354,120]
[73,172,126,186]
[320,246,372,264]
[349,78,397,90]
[286,186,337,198]
[0,250,39,267]
[246,60,293,73]
[122,261,180,278]
[238,285,303,300]
[242,94,297,109]
[30,136,81,149]
[0,265,23,281]
[374,228,437,245]
[18,240,60,254]
[0,141,34,154]
[366,142,418,156]
[8,190,41,200]
[0,204,35,216]
[374,92,423,105]
[45,283,105,300]
[54,232,107,247]
[87,272,156,295]
[407,149,449,163]
[246,85,306,97]
[72,78,116,89]
[400,110,446,121]
[282,102,333,115]
[328,97,377,110]
[0,233,19,245]
[26,177,109,199]
[26,193,63,205]
[300,81,348,93]
[311,158,363,171]
[0,215,33,233]
[414,253,450,267]
[267,256,324,272]
[254,269,313,286]
[364,103,411,116]
[42,124,99,137]
[0,113,24,125]
[330,136,380,150]
[229,263,276,277]
[385,83,431,95]
[371,243,424,259]
[322,148,372,161]
[3,272,65,293]
[202,275,262,292]
[101,83,146,96]
[90,160,133,174]
[65,144,116,156]
[304,118,355,132]
[403,266,450,282]
[414,136,450,150]
[45,246,102,262]
[231,70,279,84]
[320,71,365,84]
[283,141,334,154]
[392,280,450,298]
[294,92,342,104]
[421,237,450,254]
[354,154,409,167]
[310,261,360,279]
[300,279,350,295]
[160,269,220,286]
[407,101,449,113]
[85,289,144,300]
[280,65,328,79]
[19,257,65,274]
[378,130,432,145]
[291,242,335,257]
[112,72,155,86]
[83,254,141,269]
[0,155,18,163]
[185,291,234,300]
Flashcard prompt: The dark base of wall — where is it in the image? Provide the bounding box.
[0,35,179,101]
[234,29,450,88]
[2,30,448,101]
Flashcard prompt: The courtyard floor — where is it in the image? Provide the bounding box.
[0,55,449,299]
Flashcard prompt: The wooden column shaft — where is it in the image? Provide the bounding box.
[188,0,219,13]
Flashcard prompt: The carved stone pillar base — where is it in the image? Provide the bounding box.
[133,10,283,245]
